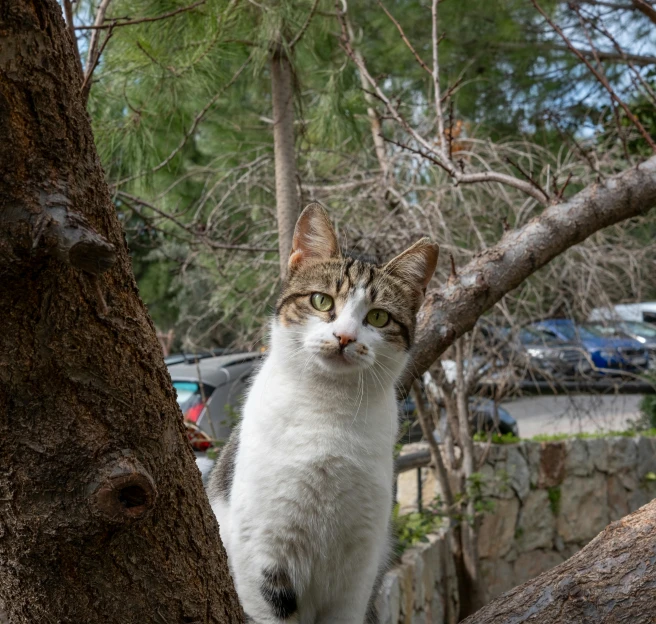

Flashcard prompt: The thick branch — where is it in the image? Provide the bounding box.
[402,154,656,390]
[462,499,656,622]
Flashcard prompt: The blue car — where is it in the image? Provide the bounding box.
[530,319,649,375]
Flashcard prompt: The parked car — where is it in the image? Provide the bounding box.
[167,353,261,451]
[586,321,656,369]
[400,395,519,444]
[164,348,231,366]
[530,319,649,375]
[589,302,656,324]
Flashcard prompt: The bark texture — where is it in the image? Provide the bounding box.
[403,155,656,390]
[462,499,656,623]
[271,45,300,278]
[0,2,243,622]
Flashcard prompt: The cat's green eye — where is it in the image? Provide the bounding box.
[366,309,389,328]
[311,292,334,312]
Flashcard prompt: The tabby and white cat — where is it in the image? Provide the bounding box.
[207,204,438,624]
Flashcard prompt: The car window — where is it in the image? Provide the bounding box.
[519,328,558,344]
[173,381,202,412]
[625,322,656,338]
[555,324,578,340]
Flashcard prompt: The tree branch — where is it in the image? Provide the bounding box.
[532,0,656,152]
[74,0,208,30]
[289,0,321,49]
[462,499,656,622]
[402,154,656,391]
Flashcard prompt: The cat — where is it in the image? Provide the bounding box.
[207,203,438,624]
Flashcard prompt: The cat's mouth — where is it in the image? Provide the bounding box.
[318,347,362,370]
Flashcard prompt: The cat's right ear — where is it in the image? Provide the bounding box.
[289,203,341,270]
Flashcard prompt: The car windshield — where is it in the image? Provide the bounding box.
[624,321,656,338]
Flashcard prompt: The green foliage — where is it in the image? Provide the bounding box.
[77,0,656,348]
[392,502,446,555]
[547,486,561,516]
[473,432,521,445]
[532,429,656,442]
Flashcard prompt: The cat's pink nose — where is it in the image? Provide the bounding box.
[334,331,356,347]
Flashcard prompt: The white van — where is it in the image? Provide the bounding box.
[588,302,656,324]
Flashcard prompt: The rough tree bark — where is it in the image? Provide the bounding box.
[462,499,656,623]
[271,43,300,278]
[402,155,656,390]
[0,2,243,622]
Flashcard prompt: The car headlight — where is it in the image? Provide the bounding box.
[599,349,616,360]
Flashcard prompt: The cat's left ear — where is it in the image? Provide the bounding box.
[289,203,341,270]
[384,238,439,293]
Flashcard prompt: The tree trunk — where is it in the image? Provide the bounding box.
[0,2,243,622]
[402,155,656,391]
[271,44,300,278]
[462,499,656,623]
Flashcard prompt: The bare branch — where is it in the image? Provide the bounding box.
[74,0,208,30]
[402,154,656,390]
[431,0,447,151]
[377,1,432,76]
[533,0,656,152]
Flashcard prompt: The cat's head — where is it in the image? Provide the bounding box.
[273,203,438,380]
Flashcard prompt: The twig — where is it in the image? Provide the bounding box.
[377,0,432,76]
[75,0,207,30]
[532,0,656,152]
[504,157,551,202]
[112,53,254,188]
[290,0,321,48]
[81,23,115,104]
[337,1,551,204]
[431,0,447,151]
[117,192,276,253]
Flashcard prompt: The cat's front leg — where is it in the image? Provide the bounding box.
[235,558,301,624]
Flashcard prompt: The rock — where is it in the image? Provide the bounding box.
[430,588,445,624]
[537,442,566,488]
[557,472,609,543]
[607,474,630,521]
[629,479,656,510]
[479,463,515,500]
[513,550,565,586]
[506,446,530,501]
[565,438,594,477]
[376,570,401,624]
[587,437,609,473]
[398,563,414,624]
[525,441,541,488]
[478,497,520,559]
[605,436,637,474]
[516,489,555,552]
[421,538,439,598]
[480,557,515,601]
[637,436,656,479]
[401,548,425,611]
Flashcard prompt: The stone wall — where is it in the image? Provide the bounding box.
[377,435,656,621]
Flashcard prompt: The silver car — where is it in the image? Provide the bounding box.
[168,353,261,451]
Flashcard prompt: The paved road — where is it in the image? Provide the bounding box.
[501,394,644,438]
